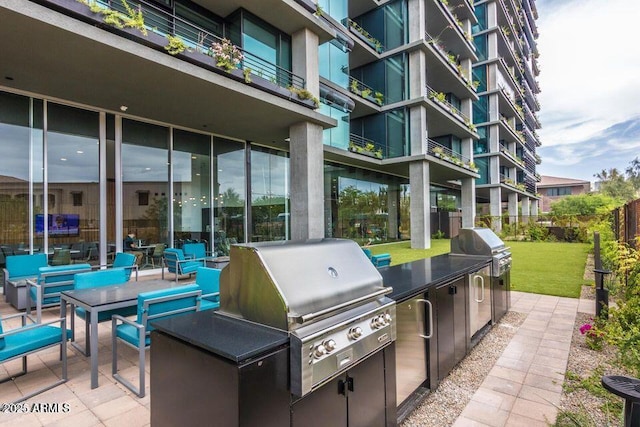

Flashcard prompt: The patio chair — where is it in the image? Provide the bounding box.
[27,263,93,322]
[194,266,221,311]
[50,248,71,266]
[162,248,205,283]
[148,243,166,268]
[0,312,68,403]
[72,268,136,356]
[112,284,201,397]
[183,242,214,260]
[91,252,139,281]
[3,253,48,309]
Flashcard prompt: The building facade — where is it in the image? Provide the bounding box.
[471,0,541,230]
[538,175,591,213]
[0,0,539,270]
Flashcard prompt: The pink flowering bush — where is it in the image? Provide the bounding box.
[580,318,605,351]
[211,39,243,72]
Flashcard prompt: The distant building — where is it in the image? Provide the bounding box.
[538,176,591,212]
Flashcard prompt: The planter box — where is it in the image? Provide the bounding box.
[349,146,381,159]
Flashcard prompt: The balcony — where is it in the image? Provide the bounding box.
[500,174,527,192]
[425,32,478,96]
[427,139,478,172]
[430,0,477,56]
[426,86,473,128]
[42,0,314,108]
[348,134,387,160]
[345,18,385,54]
[349,77,384,106]
[499,145,525,170]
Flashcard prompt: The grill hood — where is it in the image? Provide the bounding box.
[450,227,507,256]
[219,238,389,331]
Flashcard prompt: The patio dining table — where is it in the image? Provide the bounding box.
[60,279,182,389]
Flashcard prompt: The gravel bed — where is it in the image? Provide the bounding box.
[401,311,526,426]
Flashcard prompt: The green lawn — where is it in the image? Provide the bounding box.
[367,239,590,298]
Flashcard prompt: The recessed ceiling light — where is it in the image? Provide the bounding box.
[60,158,67,161]
[145,167,151,171]
[76,150,83,154]
[120,105,128,112]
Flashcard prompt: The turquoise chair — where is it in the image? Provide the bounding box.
[27,263,93,322]
[3,253,48,309]
[361,247,391,267]
[112,284,201,397]
[182,242,213,260]
[162,248,205,283]
[72,269,136,356]
[194,266,221,311]
[111,252,138,281]
[0,312,68,403]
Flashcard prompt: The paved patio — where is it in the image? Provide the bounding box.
[0,280,595,426]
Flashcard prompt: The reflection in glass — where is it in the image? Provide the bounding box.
[47,103,99,263]
[212,137,245,255]
[173,129,211,251]
[122,119,169,265]
[324,163,407,243]
[250,147,289,242]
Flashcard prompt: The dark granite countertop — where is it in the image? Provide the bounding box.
[151,311,289,364]
[381,254,491,302]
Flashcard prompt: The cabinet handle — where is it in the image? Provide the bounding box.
[417,298,433,339]
[474,275,485,303]
[347,376,354,392]
[338,379,346,395]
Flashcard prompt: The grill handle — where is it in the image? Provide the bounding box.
[417,298,433,339]
[291,286,393,324]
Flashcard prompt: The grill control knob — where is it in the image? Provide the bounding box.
[371,315,387,329]
[324,339,337,352]
[384,313,392,323]
[313,344,326,358]
[348,327,363,340]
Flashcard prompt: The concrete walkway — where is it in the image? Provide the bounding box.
[453,291,595,427]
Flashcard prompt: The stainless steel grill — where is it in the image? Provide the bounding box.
[219,238,396,397]
[450,227,512,277]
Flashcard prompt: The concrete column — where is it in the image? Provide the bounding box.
[410,105,428,155]
[410,161,431,249]
[292,28,319,98]
[490,187,502,232]
[407,0,426,43]
[289,122,324,240]
[461,177,476,228]
[508,192,519,226]
[531,199,539,218]
[387,184,400,240]
[408,50,427,100]
[521,196,530,223]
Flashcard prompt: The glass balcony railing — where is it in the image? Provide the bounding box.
[349,77,384,106]
[64,0,307,95]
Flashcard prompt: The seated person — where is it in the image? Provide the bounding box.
[124,232,144,266]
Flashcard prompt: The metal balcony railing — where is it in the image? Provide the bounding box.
[426,139,476,170]
[88,0,305,91]
[348,134,387,159]
[344,18,385,53]
[349,77,384,106]
[426,85,470,124]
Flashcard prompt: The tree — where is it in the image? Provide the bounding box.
[594,167,636,201]
[625,157,640,191]
[550,193,622,216]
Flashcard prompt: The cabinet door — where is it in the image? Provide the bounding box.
[291,375,347,427]
[436,283,455,380]
[348,350,387,427]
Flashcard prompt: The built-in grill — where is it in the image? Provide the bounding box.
[450,227,512,276]
[219,238,396,397]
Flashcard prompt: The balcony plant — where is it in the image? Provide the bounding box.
[77,0,147,36]
[211,38,243,72]
[289,87,319,108]
[165,35,188,55]
[374,92,384,106]
[349,141,383,159]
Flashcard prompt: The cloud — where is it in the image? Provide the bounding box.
[538,116,640,180]
[536,0,640,147]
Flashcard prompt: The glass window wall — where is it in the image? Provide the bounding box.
[172,129,211,251]
[250,146,289,242]
[320,102,350,150]
[122,119,169,265]
[47,103,100,263]
[319,41,350,88]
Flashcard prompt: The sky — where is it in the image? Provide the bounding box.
[535,0,640,183]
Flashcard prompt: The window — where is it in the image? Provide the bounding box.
[547,187,571,196]
[72,191,83,207]
[138,191,149,206]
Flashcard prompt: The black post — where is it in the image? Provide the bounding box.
[594,268,611,318]
[594,231,602,270]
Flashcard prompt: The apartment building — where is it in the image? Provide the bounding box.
[0,0,539,266]
[471,0,541,230]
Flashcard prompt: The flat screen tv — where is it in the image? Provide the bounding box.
[35,214,80,236]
